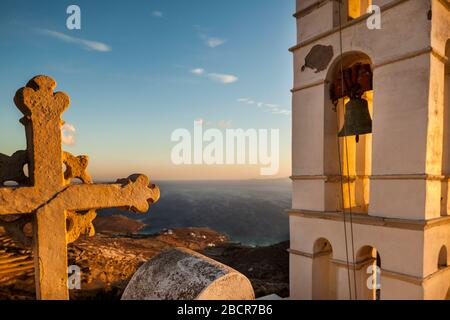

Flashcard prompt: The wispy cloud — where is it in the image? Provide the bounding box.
[190,68,238,84]
[207,73,238,84]
[195,25,226,48]
[206,37,226,48]
[152,11,163,17]
[195,118,233,129]
[271,109,291,116]
[61,123,76,146]
[191,68,205,75]
[237,98,291,116]
[35,28,111,52]
[237,98,258,105]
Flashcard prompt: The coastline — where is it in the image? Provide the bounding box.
[0,216,289,300]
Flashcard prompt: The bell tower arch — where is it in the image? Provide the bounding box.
[325,52,374,214]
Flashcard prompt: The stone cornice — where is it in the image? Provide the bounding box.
[288,247,450,285]
[290,174,448,181]
[373,47,432,69]
[290,174,363,183]
[289,0,410,52]
[373,46,447,69]
[291,80,326,93]
[293,0,335,19]
[370,174,445,181]
[330,257,375,270]
[287,248,332,258]
[286,208,450,231]
[290,175,328,180]
[291,46,447,93]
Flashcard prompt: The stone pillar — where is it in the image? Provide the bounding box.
[370,51,444,220]
[291,0,346,214]
[334,264,352,300]
[292,83,341,212]
[292,84,326,211]
[379,274,423,300]
[289,251,313,300]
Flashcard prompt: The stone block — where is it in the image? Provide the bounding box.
[121,247,255,300]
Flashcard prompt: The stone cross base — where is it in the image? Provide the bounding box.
[121,247,255,300]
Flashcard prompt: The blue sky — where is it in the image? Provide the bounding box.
[0,0,295,180]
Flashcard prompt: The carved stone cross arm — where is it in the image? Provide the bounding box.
[0,75,160,300]
[0,187,40,215]
[61,175,160,213]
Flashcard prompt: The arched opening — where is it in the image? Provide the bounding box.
[347,0,372,20]
[356,245,381,300]
[325,52,373,214]
[312,238,336,299]
[438,245,448,269]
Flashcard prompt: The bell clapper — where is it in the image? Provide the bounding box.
[356,135,359,143]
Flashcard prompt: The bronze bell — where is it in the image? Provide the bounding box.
[338,98,372,141]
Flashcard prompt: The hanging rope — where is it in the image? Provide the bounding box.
[333,98,353,300]
[335,0,358,300]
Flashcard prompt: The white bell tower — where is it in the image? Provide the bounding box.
[289,0,450,299]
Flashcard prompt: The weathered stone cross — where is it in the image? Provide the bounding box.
[0,75,160,300]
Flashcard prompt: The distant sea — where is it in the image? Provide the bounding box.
[98,179,291,246]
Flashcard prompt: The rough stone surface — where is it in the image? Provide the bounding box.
[66,210,97,244]
[63,152,92,184]
[121,247,255,300]
[0,75,160,300]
